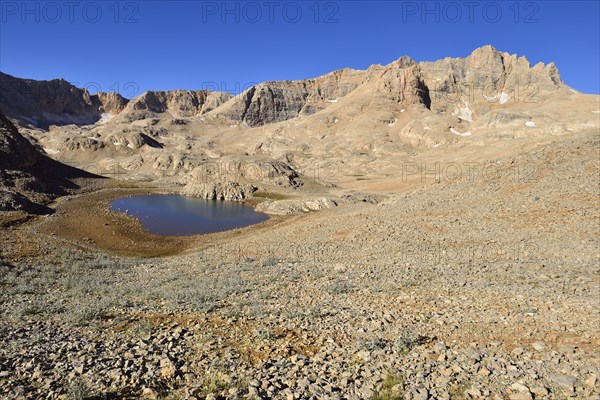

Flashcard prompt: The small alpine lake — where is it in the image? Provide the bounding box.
[110,194,269,236]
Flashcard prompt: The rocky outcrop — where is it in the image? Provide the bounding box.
[126,90,233,118]
[186,157,302,189]
[104,131,163,150]
[253,160,302,188]
[94,92,129,115]
[419,45,565,115]
[180,157,301,201]
[53,135,106,152]
[376,63,431,107]
[213,68,367,127]
[242,82,309,126]
[256,197,337,215]
[182,181,255,201]
[0,111,41,172]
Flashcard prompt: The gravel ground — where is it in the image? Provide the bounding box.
[0,130,598,399]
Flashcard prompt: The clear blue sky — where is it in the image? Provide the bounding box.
[1,1,599,97]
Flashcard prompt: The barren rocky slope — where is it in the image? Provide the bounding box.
[0,111,99,213]
[0,128,598,399]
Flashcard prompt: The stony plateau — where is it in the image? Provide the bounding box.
[0,45,598,399]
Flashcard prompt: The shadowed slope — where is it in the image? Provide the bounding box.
[0,110,101,213]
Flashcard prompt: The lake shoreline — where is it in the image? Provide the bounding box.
[33,185,287,258]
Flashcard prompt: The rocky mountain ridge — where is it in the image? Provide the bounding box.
[0,73,233,128]
[0,46,572,130]
[211,45,569,127]
[0,72,129,128]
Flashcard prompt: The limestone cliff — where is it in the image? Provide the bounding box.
[212,68,368,127]
[210,45,567,127]
[126,90,233,117]
[419,45,565,114]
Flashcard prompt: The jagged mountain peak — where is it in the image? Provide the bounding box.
[391,55,417,69]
